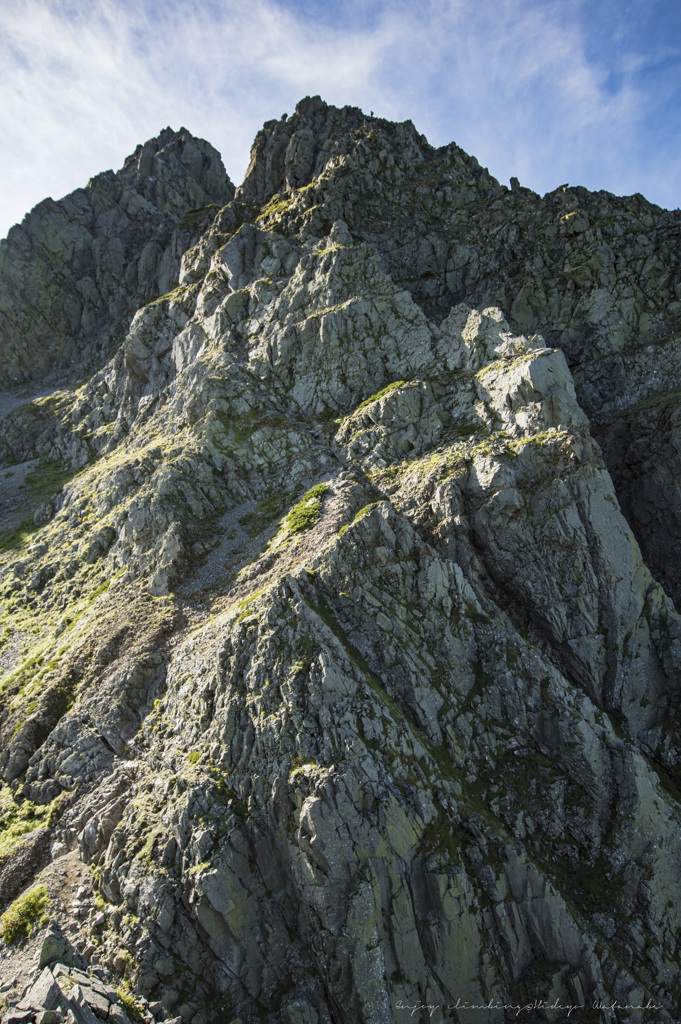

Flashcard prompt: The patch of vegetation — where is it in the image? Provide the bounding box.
[339,501,380,539]
[0,793,64,862]
[89,579,111,602]
[23,459,74,500]
[187,860,212,877]
[226,409,287,445]
[148,283,198,308]
[305,300,353,320]
[9,681,76,754]
[187,750,201,765]
[452,423,479,437]
[465,599,494,626]
[313,243,344,256]
[235,586,268,621]
[290,635,316,674]
[283,484,328,535]
[1,642,51,696]
[0,516,39,554]
[289,759,320,781]
[0,884,49,944]
[239,490,293,538]
[354,502,378,523]
[179,204,218,229]
[116,984,144,1022]
[258,193,294,220]
[338,501,378,538]
[204,762,248,819]
[420,809,465,862]
[508,429,566,454]
[139,828,162,866]
[357,380,409,411]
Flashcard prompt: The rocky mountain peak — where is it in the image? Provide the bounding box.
[0,100,681,1024]
[237,95,492,213]
[237,95,370,203]
[119,126,233,212]
[0,128,234,388]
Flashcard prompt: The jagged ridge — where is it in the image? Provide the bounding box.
[0,97,680,1024]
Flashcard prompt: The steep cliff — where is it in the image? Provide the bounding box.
[0,127,233,387]
[0,98,680,1024]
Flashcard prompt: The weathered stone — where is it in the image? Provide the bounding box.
[1,98,681,1024]
[106,1007,131,1024]
[0,130,233,389]
[17,967,61,1012]
[38,928,69,969]
[67,988,99,1024]
[36,1012,62,1024]
[75,986,109,1021]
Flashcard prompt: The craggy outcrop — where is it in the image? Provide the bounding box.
[1,99,680,1024]
[0,128,234,387]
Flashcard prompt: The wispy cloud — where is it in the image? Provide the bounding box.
[0,0,679,238]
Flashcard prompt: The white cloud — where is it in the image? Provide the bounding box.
[0,0,678,239]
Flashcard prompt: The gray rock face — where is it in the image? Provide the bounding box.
[2,956,171,1024]
[235,97,681,603]
[0,128,234,387]
[1,99,681,1023]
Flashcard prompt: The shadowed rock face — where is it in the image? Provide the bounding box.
[0,98,681,1024]
[0,127,234,387]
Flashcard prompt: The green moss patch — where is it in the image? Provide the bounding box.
[0,793,64,862]
[289,759,321,781]
[0,516,40,554]
[0,884,49,944]
[357,380,409,411]
[284,484,329,535]
[239,490,293,538]
[116,984,144,1022]
[179,204,218,230]
[23,459,75,500]
[257,194,294,220]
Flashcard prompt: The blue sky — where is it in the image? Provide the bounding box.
[1,0,680,238]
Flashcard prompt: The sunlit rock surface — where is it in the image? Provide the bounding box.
[1,98,680,1024]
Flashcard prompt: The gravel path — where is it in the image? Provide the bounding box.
[179,499,277,604]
